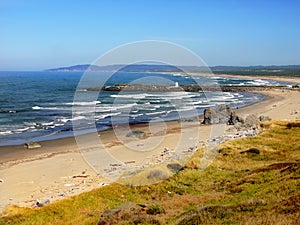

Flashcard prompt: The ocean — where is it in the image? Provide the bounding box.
[0,71,290,146]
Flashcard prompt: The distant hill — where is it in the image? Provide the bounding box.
[46,64,300,76]
[45,64,208,72]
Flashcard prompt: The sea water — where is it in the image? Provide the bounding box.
[0,71,290,146]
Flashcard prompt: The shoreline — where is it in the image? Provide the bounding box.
[173,71,300,85]
[0,91,265,167]
[0,77,299,212]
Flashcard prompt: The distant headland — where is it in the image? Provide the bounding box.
[46,64,300,76]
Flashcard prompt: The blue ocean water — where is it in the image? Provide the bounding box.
[0,71,290,146]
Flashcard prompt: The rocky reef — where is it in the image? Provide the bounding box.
[86,84,284,93]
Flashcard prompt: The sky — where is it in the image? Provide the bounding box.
[0,0,300,70]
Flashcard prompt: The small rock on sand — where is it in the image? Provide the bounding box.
[33,199,50,208]
[24,142,41,149]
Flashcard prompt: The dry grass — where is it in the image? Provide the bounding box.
[0,120,299,225]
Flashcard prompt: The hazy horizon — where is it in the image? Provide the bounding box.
[2,63,300,72]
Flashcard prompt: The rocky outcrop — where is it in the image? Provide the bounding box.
[202,104,243,125]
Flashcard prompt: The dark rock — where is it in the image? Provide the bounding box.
[251,162,300,174]
[279,163,300,177]
[35,122,43,126]
[167,163,183,173]
[259,115,271,122]
[87,84,279,93]
[240,148,260,155]
[126,130,146,138]
[24,142,41,149]
[33,199,50,208]
[286,122,300,129]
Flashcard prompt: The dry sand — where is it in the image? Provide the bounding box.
[0,76,299,211]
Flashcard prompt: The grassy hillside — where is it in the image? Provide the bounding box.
[1,120,299,225]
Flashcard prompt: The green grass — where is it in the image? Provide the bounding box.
[0,120,299,225]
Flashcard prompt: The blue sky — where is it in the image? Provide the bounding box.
[0,0,300,70]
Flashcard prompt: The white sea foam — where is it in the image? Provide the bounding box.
[14,127,30,133]
[130,113,143,118]
[96,103,138,112]
[58,118,70,123]
[65,101,101,106]
[111,93,150,99]
[95,112,121,119]
[43,122,54,126]
[0,131,12,135]
[146,111,166,116]
[31,106,73,111]
[247,79,270,86]
[71,116,87,121]
[54,123,64,127]
[189,100,203,105]
[195,104,215,108]
[32,106,41,110]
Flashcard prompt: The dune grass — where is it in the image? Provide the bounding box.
[0,120,299,225]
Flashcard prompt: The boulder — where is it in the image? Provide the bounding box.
[32,199,50,208]
[259,115,271,122]
[147,170,168,180]
[24,142,41,149]
[202,108,218,124]
[215,104,231,123]
[244,114,259,128]
[202,104,242,125]
[228,111,244,125]
[167,163,183,173]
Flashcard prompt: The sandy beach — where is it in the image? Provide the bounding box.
[0,76,299,212]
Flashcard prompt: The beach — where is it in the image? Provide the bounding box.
[0,77,299,212]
